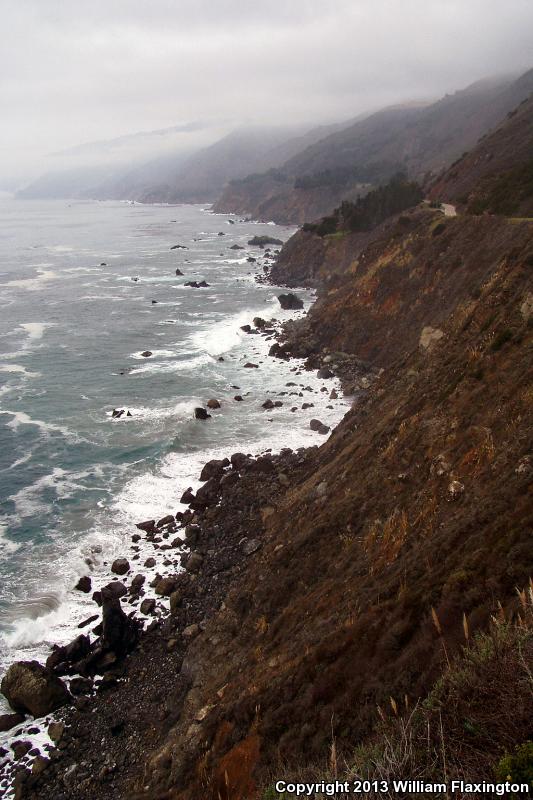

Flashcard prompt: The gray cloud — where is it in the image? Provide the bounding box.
[1,0,532,183]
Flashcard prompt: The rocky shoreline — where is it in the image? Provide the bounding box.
[5,443,317,800]
[0,263,368,798]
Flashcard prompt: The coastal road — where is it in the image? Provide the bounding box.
[441,203,457,217]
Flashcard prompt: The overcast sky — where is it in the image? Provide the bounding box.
[1,0,532,184]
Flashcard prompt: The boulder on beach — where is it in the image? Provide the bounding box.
[180,487,196,504]
[157,514,175,528]
[243,362,259,369]
[200,457,229,481]
[317,367,334,379]
[1,661,70,717]
[262,399,275,410]
[310,419,330,435]
[136,519,156,533]
[277,293,304,310]
[46,634,91,672]
[102,597,139,656]
[0,712,25,732]
[75,575,92,593]
[111,558,130,576]
[194,407,211,420]
[101,581,128,601]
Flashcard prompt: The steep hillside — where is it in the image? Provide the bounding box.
[430,93,533,216]
[215,70,533,223]
[131,210,532,800]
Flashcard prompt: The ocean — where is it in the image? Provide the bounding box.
[0,198,349,718]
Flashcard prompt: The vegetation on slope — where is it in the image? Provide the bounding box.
[261,593,533,798]
[301,174,423,237]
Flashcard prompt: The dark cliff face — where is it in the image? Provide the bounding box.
[133,209,533,799]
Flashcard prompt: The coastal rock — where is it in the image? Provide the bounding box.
[46,634,91,672]
[206,399,221,409]
[1,661,70,717]
[230,244,244,250]
[194,407,211,420]
[75,575,92,593]
[200,457,229,481]
[183,623,200,639]
[253,317,266,328]
[136,519,156,533]
[140,598,156,615]
[277,293,304,310]
[111,558,130,576]
[144,557,156,568]
[330,389,338,399]
[248,236,283,246]
[170,244,188,250]
[262,399,275,409]
[102,597,139,656]
[317,367,334,379]
[240,324,252,333]
[169,590,183,614]
[0,713,25,732]
[155,577,179,596]
[241,538,261,556]
[181,487,196,504]
[184,552,203,573]
[47,721,65,744]
[310,419,330,435]
[244,362,259,369]
[230,452,250,470]
[101,581,128,601]
[156,514,175,528]
[141,351,153,358]
[175,268,184,276]
[234,395,243,401]
[130,574,146,595]
[69,677,93,696]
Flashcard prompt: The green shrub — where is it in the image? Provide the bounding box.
[495,742,533,788]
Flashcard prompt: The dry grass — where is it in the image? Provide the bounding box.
[260,586,533,800]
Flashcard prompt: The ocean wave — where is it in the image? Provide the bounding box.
[7,466,106,520]
[129,353,213,375]
[19,322,52,341]
[2,410,73,438]
[190,298,281,357]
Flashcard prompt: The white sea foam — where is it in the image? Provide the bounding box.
[0,522,19,555]
[3,268,57,291]
[129,353,213,375]
[131,348,176,360]
[20,322,50,340]
[0,365,40,378]
[2,410,72,438]
[7,466,105,519]
[191,298,288,357]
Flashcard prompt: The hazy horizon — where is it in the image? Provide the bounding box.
[1,0,532,186]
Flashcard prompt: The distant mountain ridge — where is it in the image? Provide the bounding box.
[214,69,533,223]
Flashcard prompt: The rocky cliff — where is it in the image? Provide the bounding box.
[126,209,531,799]
[19,92,533,800]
